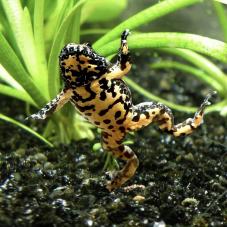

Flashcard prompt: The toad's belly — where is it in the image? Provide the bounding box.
[70,78,133,130]
[70,91,132,131]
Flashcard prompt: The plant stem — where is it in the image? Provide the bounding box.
[159,48,227,96]
[98,33,227,63]
[213,1,227,42]
[94,0,202,49]
[151,61,224,95]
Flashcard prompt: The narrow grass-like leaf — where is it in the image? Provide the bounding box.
[94,0,202,49]
[34,0,49,99]
[2,1,38,78]
[22,7,39,77]
[0,113,53,147]
[1,0,23,54]
[44,1,70,50]
[0,84,36,106]
[125,77,197,112]
[151,61,224,94]
[159,48,227,95]
[0,32,46,107]
[125,77,224,114]
[81,0,127,24]
[213,1,227,42]
[48,0,88,98]
[98,33,227,63]
[65,2,82,43]
[0,64,22,89]
[81,28,109,36]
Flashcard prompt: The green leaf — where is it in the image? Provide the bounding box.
[0,32,46,107]
[81,0,127,23]
[0,64,22,89]
[0,113,53,147]
[94,0,202,49]
[125,77,225,114]
[151,61,224,94]
[98,32,227,63]
[213,1,227,42]
[33,0,49,99]
[160,48,227,95]
[48,0,88,99]
[2,0,39,79]
[0,84,35,106]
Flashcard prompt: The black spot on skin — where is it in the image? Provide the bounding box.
[108,125,114,129]
[115,111,121,119]
[180,133,186,136]
[119,126,125,133]
[119,145,124,152]
[94,121,100,125]
[102,132,110,139]
[132,114,140,122]
[152,111,156,115]
[116,140,122,144]
[160,109,165,114]
[103,119,111,124]
[85,112,92,116]
[144,112,150,119]
[100,91,107,101]
[124,150,133,159]
[75,104,95,112]
[116,119,124,125]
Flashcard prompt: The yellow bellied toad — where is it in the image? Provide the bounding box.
[28,30,216,191]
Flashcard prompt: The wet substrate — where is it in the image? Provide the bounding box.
[0,110,226,227]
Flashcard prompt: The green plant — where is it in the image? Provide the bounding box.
[0,0,226,146]
[0,0,127,144]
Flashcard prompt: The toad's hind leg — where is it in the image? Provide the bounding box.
[101,132,139,191]
[128,91,216,136]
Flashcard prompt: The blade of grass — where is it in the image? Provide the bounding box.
[65,3,82,43]
[125,77,197,112]
[1,0,24,58]
[98,33,227,63]
[151,61,224,94]
[2,1,39,79]
[213,1,227,42]
[125,77,225,114]
[0,64,23,89]
[159,48,227,96]
[44,1,71,50]
[22,7,39,79]
[48,0,88,99]
[0,113,53,147]
[34,0,49,99]
[94,0,202,49]
[0,84,36,106]
[81,28,109,36]
[0,32,46,107]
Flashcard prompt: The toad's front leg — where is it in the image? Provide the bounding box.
[26,88,73,120]
[107,29,132,79]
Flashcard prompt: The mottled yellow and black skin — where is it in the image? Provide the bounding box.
[28,29,216,191]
